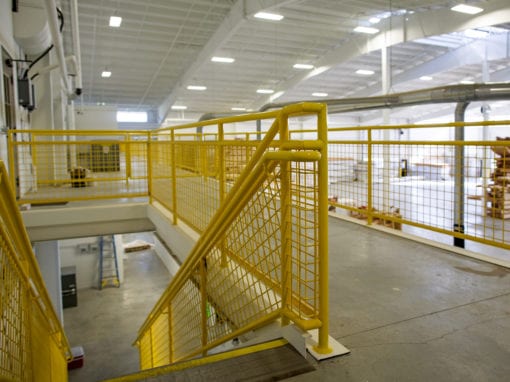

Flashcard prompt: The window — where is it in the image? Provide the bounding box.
[116,111,148,123]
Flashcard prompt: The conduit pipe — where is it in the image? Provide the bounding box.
[70,0,82,94]
[259,83,510,114]
[28,55,78,80]
[453,102,469,249]
[42,0,71,95]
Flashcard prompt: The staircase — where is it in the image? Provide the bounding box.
[102,339,314,382]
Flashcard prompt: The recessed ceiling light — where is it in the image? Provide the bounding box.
[257,89,274,94]
[354,26,379,34]
[312,92,328,97]
[460,80,475,84]
[451,4,483,14]
[293,63,314,70]
[171,105,187,110]
[187,85,207,91]
[101,71,111,78]
[211,56,235,63]
[109,16,122,27]
[419,76,433,81]
[231,107,246,111]
[369,17,381,24]
[254,12,284,21]
[356,69,375,75]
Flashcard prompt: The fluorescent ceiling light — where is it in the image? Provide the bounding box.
[354,26,379,34]
[419,76,433,81]
[312,92,328,97]
[270,91,284,101]
[257,89,274,94]
[171,105,187,110]
[460,80,475,84]
[187,85,207,91]
[451,4,483,14]
[231,107,246,111]
[254,12,284,21]
[109,16,122,27]
[356,69,375,75]
[369,17,381,24]
[211,56,235,63]
[101,71,111,78]
[293,63,314,70]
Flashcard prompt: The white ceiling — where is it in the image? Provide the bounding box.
[60,0,510,125]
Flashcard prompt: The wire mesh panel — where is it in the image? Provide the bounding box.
[0,162,70,381]
[136,103,329,368]
[0,233,30,381]
[327,122,510,252]
[170,279,202,361]
[9,131,149,204]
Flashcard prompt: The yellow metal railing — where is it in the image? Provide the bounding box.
[8,130,149,205]
[135,103,331,368]
[321,121,510,251]
[0,161,71,381]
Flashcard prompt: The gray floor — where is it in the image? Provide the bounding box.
[64,218,510,381]
[64,241,171,382]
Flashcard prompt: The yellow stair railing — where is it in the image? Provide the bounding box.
[0,161,71,381]
[134,103,331,369]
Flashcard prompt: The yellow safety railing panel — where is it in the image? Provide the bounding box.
[8,130,149,205]
[135,103,330,369]
[0,161,71,381]
[325,121,510,251]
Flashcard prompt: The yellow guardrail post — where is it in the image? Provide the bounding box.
[279,112,291,327]
[147,134,153,203]
[200,258,208,356]
[168,304,173,363]
[126,134,132,180]
[171,130,178,225]
[218,123,227,267]
[218,123,225,203]
[315,104,332,355]
[367,128,373,225]
[7,131,16,190]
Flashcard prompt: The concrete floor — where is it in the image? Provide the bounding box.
[64,238,171,382]
[64,218,510,381]
[288,217,510,381]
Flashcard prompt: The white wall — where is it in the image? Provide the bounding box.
[75,106,118,131]
[59,235,125,290]
[153,235,180,277]
[0,1,17,55]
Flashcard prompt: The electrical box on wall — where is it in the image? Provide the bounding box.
[77,244,88,254]
[18,79,35,111]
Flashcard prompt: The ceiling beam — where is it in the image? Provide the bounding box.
[252,0,510,109]
[353,32,510,98]
[157,0,301,123]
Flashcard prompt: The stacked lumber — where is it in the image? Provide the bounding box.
[487,137,510,219]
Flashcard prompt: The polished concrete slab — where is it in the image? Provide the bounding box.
[64,219,510,381]
[287,217,510,381]
[64,235,171,382]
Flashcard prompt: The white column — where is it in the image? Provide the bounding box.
[381,44,391,210]
[34,240,63,323]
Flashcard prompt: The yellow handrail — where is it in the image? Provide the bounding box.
[135,103,331,367]
[0,161,71,381]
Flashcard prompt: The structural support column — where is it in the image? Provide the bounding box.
[381,44,391,211]
[34,240,63,323]
[454,102,469,248]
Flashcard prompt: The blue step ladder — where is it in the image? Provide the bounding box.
[98,235,120,289]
